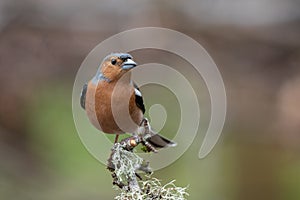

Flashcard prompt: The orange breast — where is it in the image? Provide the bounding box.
[85,80,143,134]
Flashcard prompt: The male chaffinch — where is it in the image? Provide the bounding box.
[80,53,176,151]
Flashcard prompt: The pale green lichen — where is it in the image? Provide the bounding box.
[111,143,143,184]
[111,143,189,200]
[115,178,189,200]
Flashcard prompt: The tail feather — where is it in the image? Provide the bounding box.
[147,132,177,149]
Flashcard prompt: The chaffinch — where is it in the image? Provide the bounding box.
[80,53,176,150]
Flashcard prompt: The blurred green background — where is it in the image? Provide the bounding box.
[0,0,300,199]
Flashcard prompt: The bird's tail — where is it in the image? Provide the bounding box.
[146,130,177,149]
[140,118,176,149]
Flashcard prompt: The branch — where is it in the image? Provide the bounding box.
[107,118,188,199]
[107,142,189,199]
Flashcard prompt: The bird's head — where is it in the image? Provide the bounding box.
[99,53,137,81]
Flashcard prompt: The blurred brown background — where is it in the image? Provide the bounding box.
[0,0,300,199]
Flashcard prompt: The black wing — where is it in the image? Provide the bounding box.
[133,83,145,114]
[80,83,88,109]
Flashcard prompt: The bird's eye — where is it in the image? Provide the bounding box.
[111,59,117,65]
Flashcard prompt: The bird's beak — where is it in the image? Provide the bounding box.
[122,59,137,70]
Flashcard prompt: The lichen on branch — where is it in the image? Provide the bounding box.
[108,143,189,199]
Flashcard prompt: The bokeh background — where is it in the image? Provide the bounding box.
[1,0,300,199]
